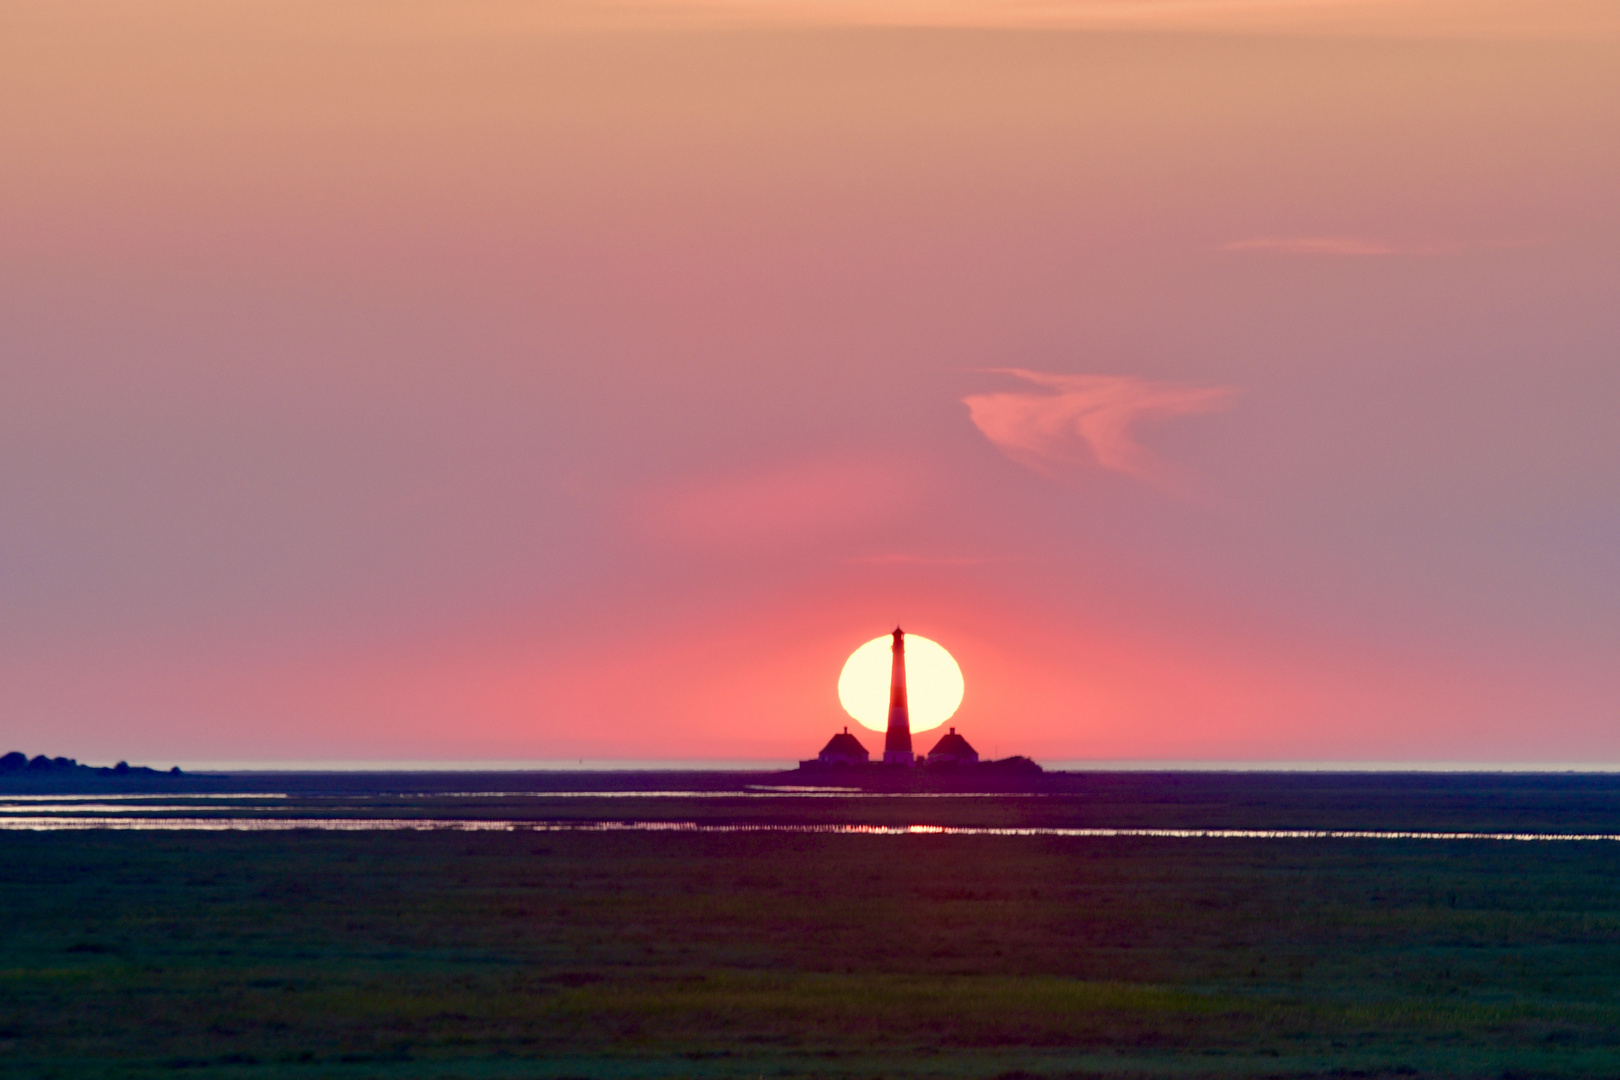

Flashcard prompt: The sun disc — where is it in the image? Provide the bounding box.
[837,634,964,734]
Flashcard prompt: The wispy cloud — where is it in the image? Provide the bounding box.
[615,0,1620,39]
[963,370,1235,485]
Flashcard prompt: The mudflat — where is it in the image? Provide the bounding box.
[4,773,1620,1078]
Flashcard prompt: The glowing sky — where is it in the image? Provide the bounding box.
[2,0,1617,764]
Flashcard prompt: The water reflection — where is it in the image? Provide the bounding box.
[2,817,1618,841]
[0,793,287,801]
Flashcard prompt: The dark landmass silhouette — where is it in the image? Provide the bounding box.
[790,754,1045,791]
[1,751,179,777]
[0,751,183,792]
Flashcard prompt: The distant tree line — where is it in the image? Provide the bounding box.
[0,752,179,776]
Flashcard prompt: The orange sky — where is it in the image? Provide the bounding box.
[2,0,1617,764]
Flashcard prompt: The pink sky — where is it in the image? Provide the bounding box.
[2,0,1617,764]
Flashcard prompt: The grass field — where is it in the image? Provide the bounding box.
[7,778,1620,1079]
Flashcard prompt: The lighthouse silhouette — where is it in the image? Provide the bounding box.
[883,626,914,764]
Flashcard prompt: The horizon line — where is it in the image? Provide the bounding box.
[124,758,1620,774]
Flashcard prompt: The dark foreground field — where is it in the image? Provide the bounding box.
[7,774,1620,1078]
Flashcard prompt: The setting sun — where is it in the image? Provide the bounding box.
[837,634,964,733]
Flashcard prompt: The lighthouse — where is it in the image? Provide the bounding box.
[883,626,914,764]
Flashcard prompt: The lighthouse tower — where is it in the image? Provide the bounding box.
[883,627,914,764]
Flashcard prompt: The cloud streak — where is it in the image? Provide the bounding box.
[837,553,995,566]
[642,459,916,549]
[963,370,1235,485]
[615,0,1620,39]
[1221,235,1448,256]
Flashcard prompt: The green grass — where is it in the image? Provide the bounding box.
[5,824,1620,1077]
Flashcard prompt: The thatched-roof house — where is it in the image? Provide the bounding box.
[924,727,979,765]
[817,727,870,765]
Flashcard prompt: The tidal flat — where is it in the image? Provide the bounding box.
[5,774,1620,1078]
